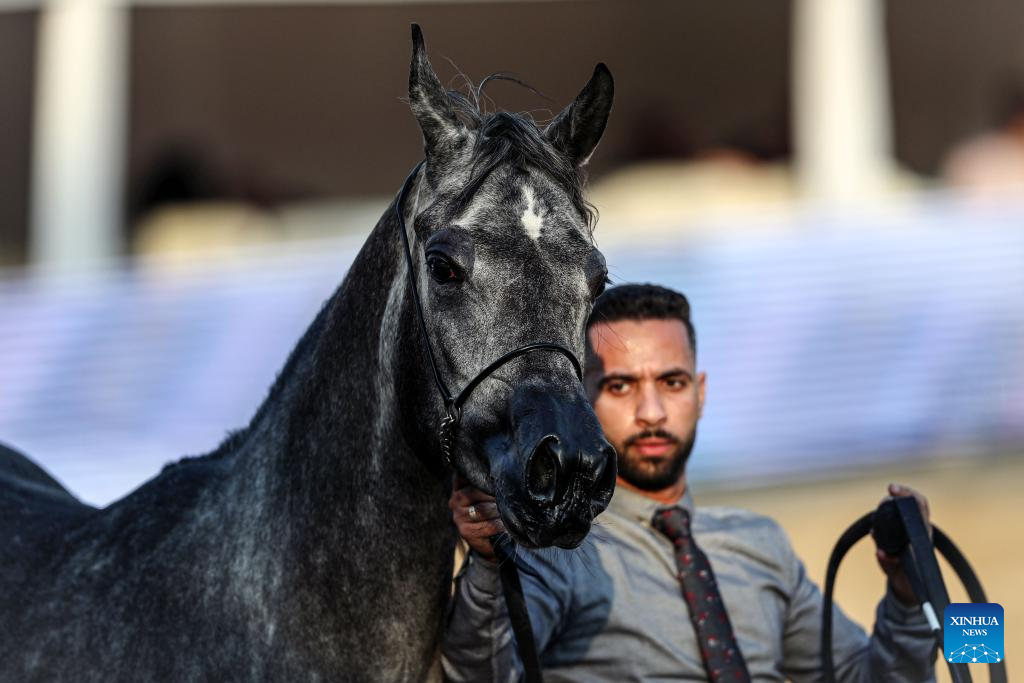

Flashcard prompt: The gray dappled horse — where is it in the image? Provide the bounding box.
[0,26,616,682]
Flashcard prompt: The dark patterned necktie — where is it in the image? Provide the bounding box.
[652,507,751,682]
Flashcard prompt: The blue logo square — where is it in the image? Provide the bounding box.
[944,603,1004,664]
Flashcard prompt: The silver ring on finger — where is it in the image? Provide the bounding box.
[468,505,480,522]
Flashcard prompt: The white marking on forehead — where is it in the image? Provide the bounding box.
[520,185,545,241]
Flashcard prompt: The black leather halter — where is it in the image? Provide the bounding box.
[395,161,584,468]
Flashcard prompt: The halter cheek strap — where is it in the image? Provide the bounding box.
[394,161,584,468]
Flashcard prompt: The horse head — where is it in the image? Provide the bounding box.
[402,26,616,549]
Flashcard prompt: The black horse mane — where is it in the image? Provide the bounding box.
[446,77,597,232]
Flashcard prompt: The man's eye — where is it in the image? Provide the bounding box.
[606,381,630,395]
[426,255,462,284]
[664,378,688,390]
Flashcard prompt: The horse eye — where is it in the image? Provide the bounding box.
[426,254,462,284]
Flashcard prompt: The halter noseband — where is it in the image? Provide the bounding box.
[395,161,584,468]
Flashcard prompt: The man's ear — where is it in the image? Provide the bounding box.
[408,24,467,175]
[544,63,614,167]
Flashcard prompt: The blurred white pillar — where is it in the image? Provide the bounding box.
[793,0,893,205]
[31,0,127,271]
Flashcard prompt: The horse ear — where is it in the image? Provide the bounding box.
[544,63,614,167]
[409,24,465,166]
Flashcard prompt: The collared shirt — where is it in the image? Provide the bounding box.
[442,485,937,682]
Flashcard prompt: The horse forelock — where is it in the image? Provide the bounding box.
[460,116,593,234]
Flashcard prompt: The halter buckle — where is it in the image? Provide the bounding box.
[438,404,461,467]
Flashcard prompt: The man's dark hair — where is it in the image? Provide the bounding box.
[586,283,697,359]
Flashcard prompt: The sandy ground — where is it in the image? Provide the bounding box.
[699,453,1023,682]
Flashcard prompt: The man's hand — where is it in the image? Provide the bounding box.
[450,476,506,563]
[875,483,932,606]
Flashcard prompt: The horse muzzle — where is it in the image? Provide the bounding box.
[492,384,617,549]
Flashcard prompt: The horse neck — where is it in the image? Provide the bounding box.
[227,198,450,563]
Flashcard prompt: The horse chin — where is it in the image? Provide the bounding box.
[497,513,538,548]
[545,509,593,549]
[496,499,593,550]
[552,530,589,550]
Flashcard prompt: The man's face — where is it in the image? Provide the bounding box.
[585,318,706,491]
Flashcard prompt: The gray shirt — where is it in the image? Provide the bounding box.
[442,486,937,682]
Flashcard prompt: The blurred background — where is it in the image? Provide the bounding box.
[1,1,1022,678]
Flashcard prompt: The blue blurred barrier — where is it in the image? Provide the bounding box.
[1,200,1022,505]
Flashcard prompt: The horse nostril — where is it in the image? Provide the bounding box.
[526,436,561,506]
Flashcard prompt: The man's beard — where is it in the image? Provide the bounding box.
[616,427,696,491]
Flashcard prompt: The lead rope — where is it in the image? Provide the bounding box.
[492,537,545,683]
[395,162,548,683]
[821,498,1006,683]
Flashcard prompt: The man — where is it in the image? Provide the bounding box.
[442,284,937,682]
